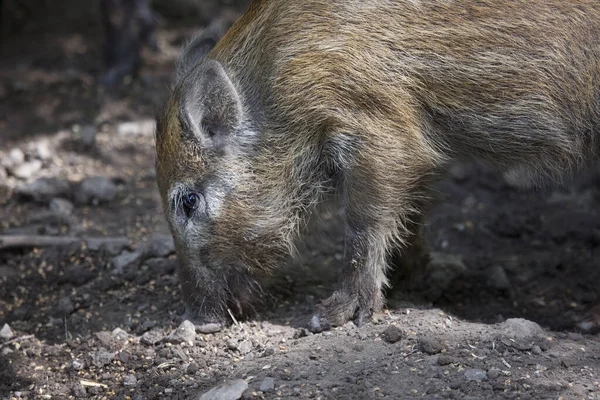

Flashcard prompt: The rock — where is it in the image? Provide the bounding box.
[532,345,543,355]
[111,250,144,275]
[15,178,72,203]
[167,320,196,344]
[74,176,117,205]
[419,336,445,355]
[33,140,52,160]
[293,328,309,339]
[95,331,114,347]
[92,349,115,367]
[112,327,129,342]
[2,148,25,168]
[0,323,14,340]
[260,377,275,393]
[238,340,253,355]
[147,233,175,257]
[144,258,178,276]
[187,362,200,375]
[437,355,455,366]
[57,297,75,315]
[123,374,137,387]
[196,322,224,334]
[198,379,248,400]
[49,198,74,215]
[487,368,501,379]
[464,369,487,382]
[11,160,42,180]
[71,359,86,371]
[498,318,544,340]
[87,237,130,256]
[80,125,97,150]
[487,265,510,290]
[381,325,403,344]
[140,329,164,346]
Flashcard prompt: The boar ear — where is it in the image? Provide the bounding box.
[182,60,243,152]
[176,21,226,81]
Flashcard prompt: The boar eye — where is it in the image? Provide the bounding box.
[182,192,200,217]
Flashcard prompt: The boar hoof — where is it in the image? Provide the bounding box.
[308,290,377,333]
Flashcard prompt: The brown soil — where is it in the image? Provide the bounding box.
[1,5,599,400]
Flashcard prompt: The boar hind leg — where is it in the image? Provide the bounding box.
[308,158,433,333]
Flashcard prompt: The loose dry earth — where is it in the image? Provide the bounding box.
[1,5,600,400]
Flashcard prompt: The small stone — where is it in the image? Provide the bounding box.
[198,379,248,400]
[187,362,200,375]
[487,265,510,290]
[0,323,14,340]
[92,349,115,367]
[464,369,487,382]
[11,160,42,180]
[141,329,164,346]
[259,377,275,393]
[15,178,71,203]
[419,336,445,355]
[196,322,224,334]
[487,368,501,379]
[123,374,137,387]
[293,328,309,339]
[167,320,196,344]
[532,345,542,355]
[74,176,117,205]
[2,148,24,168]
[144,258,178,276]
[95,331,114,347]
[381,325,403,344]
[238,340,252,355]
[57,297,75,315]
[33,140,52,160]
[111,250,144,275]
[498,318,544,340]
[71,359,86,371]
[147,233,175,258]
[437,355,455,366]
[112,327,129,342]
[49,198,74,215]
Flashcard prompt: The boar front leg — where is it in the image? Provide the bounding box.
[308,157,432,332]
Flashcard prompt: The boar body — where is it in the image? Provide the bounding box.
[156,0,600,332]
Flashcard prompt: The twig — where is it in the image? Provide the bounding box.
[0,235,128,250]
[0,334,35,348]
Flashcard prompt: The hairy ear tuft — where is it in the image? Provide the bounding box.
[176,21,226,82]
[181,60,243,152]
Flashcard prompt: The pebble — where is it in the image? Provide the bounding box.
[147,233,175,258]
[95,331,114,347]
[419,336,445,355]
[532,345,543,355]
[112,327,129,342]
[49,198,74,215]
[498,318,544,340]
[437,355,455,366]
[74,176,117,205]
[15,178,71,202]
[123,374,138,387]
[293,328,309,339]
[464,369,487,382]
[198,379,248,400]
[381,325,403,344]
[238,340,253,354]
[33,140,52,160]
[72,359,86,371]
[92,349,115,367]
[487,368,501,379]
[196,322,223,334]
[11,160,42,180]
[187,362,200,375]
[2,148,24,168]
[0,323,14,340]
[111,250,144,275]
[141,329,164,346]
[80,124,97,150]
[166,320,197,344]
[260,377,275,393]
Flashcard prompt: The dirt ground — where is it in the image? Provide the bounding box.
[1,3,600,400]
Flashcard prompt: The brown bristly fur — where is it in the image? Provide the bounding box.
[156,0,600,331]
